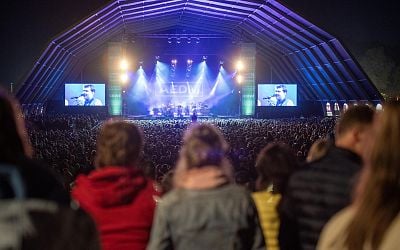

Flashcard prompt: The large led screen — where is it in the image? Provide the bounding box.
[257,84,297,107]
[65,83,105,106]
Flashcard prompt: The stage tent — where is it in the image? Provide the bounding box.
[17,0,382,109]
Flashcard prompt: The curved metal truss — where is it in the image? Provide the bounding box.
[17,0,382,104]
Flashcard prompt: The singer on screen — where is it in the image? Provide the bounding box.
[258,84,294,106]
[274,84,294,106]
[77,84,103,106]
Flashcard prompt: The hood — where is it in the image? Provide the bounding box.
[72,166,146,208]
[175,166,229,190]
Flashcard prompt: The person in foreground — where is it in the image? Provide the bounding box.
[317,101,400,250]
[0,88,100,250]
[252,143,299,250]
[0,88,69,204]
[72,120,160,250]
[147,123,265,250]
[279,105,374,250]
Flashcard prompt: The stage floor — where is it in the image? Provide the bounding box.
[123,114,239,120]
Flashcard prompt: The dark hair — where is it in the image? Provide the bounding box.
[255,143,298,194]
[345,101,400,249]
[336,105,374,137]
[83,84,95,92]
[95,120,143,168]
[0,88,32,162]
[275,84,287,93]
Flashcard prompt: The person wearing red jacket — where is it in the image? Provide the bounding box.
[72,121,160,250]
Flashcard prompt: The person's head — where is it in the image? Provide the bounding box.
[306,137,331,163]
[275,85,287,101]
[94,120,143,168]
[83,84,95,101]
[335,105,374,156]
[175,123,232,179]
[255,143,298,194]
[345,101,400,249]
[0,88,32,161]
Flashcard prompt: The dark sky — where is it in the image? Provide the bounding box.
[1,0,399,90]
[283,0,400,50]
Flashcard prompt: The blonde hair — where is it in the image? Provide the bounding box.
[346,102,400,249]
[174,123,232,184]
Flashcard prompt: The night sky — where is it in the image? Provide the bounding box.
[1,0,399,90]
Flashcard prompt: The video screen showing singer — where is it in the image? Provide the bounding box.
[80,84,103,106]
[66,84,104,106]
[258,84,295,106]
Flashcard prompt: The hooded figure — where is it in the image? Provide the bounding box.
[72,121,160,250]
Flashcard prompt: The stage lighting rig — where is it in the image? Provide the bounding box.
[120,59,129,70]
[236,60,244,71]
[236,74,243,84]
[120,73,129,84]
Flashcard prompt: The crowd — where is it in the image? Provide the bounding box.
[25,116,335,187]
[1,86,399,250]
[26,114,103,184]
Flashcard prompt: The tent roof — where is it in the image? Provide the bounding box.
[17,0,382,104]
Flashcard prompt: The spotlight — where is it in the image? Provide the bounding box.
[176,37,181,44]
[187,59,193,65]
[202,56,207,61]
[171,59,177,64]
[120,59,129,70]
[187,37,191,44]
[237,74,243,84]
[219,60,224,65]
[139,61,143,66]
[155,56,160,61]
[236,60,244,71]
[196,37,200,44]
[120,73,129,83]
[168,38,172,44]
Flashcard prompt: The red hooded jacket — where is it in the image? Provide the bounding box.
[72,166,159,250]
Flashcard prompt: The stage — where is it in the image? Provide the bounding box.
[123,114,238,120]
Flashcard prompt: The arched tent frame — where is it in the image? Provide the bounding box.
[17,0,382,106]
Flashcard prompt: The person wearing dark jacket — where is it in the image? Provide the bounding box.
[0,88,69,204]
[0,88,100,250]
[317,101,400,250]
[72,120,160,250]
[279,105,374,250]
